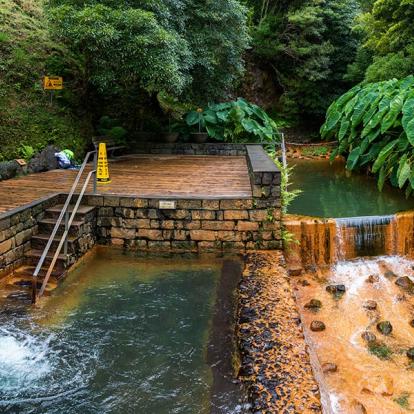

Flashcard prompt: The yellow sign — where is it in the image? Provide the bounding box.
[43,76,63,90]
[97,143,111,184]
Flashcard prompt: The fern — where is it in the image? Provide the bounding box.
[321,75,414,192]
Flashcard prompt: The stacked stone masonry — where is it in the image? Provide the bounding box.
[0,197,57,278]
[87,196,282,252]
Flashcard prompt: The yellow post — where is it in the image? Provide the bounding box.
[96,143,111,184]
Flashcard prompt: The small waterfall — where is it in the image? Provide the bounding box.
[335,215,394,261]
[284,211,414,269]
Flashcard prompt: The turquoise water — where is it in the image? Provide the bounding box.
[288,159,414,218]
[0,249,244,413]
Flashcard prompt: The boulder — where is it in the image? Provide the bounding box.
[361,331,376,343]
[366,274,379,283]
[363,300,377,311]
[407,347,414,360]
[326,284,346,298]
[310,320,326,332]
[395,276,414,292]
[376,321,393,336]
[28,145,59,173]
[0,160,21,180]
[304,299,322,311]
[322,362,337,373]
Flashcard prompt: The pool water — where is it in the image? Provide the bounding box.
[289,159,414,218]
[0,248,245,414]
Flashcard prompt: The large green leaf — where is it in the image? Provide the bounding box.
[402,92,414,144]
[398,157,411,188]
[185,111,199,125]
[372,139,399,173]
[346,147,361,170]
[381,93,405,133]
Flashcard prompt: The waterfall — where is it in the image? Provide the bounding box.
[335,215,394,261]
[284,212,414,269]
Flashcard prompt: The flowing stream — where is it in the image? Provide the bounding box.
[288,158,414,413]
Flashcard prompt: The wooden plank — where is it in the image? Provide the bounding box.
[0,155,252,214]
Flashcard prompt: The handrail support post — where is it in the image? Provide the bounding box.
[64,208,69,256]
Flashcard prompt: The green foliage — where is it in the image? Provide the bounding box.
[301,146,329,157]
[48,0,249,105]
[185,99,280,143]
[97,116,127,144]
[348,0,414,83]
[248,0,359,122]
[0,0,89,161]
[368,341,393,360]
[394,393,410,410]
[18,145,35,161]
[322,76,414,194]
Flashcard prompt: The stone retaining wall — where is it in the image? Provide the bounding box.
[85,195,282,251]
[0,196,59,278]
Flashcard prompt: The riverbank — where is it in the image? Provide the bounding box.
[236,251,321,412]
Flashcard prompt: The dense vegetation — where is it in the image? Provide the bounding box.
[1,0,414,183]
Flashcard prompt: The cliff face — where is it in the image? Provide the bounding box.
[0,0,90,161]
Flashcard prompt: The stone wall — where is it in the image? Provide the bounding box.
[86,195,282,251]
[0,196,59,278]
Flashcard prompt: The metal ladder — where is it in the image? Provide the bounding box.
[31,150,98,303]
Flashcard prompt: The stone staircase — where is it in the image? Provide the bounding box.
[1,204,96,304]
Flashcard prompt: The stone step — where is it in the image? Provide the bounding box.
[7,276,57,294]
[37,218,85,237]
[31,233,78,253]
[45,205,96,220]
[26,249,71,272]
[15,265,64,281]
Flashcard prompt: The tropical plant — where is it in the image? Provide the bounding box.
[321,75,414,195]
[185,98,280,143]
[18,145,35,161]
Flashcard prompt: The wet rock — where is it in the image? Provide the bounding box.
[27,145,59,173]
[363,300,377,311]
[410,319,414,328]
[288,266,302,276]
[396,294,407,302]
[310,321,326,332]
[349,400,367,414]
[407,347,414,360]
[366,274,379,283]
[361,331,376,343]
[361,375,394,396]
[304,299,322,311]
[300,279,311,287]
[322,362,337,373]
[384,270,397,279]
[326,284,346,298]
[376,321,393,336]
[395,276,414,292]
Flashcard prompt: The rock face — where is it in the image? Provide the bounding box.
[310,321,326,332]
[395,276,414,292]
[349,400,367,414]
[361,331,376,343]
[304,299,322,310]
[28,145,59,173]
[361,375,394,396]
[384,270,397,279]
[410,319,414,328]
[376,321,393,335]
[363,300,377,310]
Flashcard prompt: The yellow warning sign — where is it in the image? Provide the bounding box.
[43,76,63,90]
[97,143,111,184]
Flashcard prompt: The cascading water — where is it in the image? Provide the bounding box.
[335,215,395,261]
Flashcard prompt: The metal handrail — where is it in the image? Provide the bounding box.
[31,150,97,303]
[37,169,96,298]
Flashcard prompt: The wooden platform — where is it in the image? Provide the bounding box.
[0,155,252,215]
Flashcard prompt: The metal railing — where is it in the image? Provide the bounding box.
[31,150,97,303]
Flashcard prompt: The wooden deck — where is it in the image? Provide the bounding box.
[0,155,252,214]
